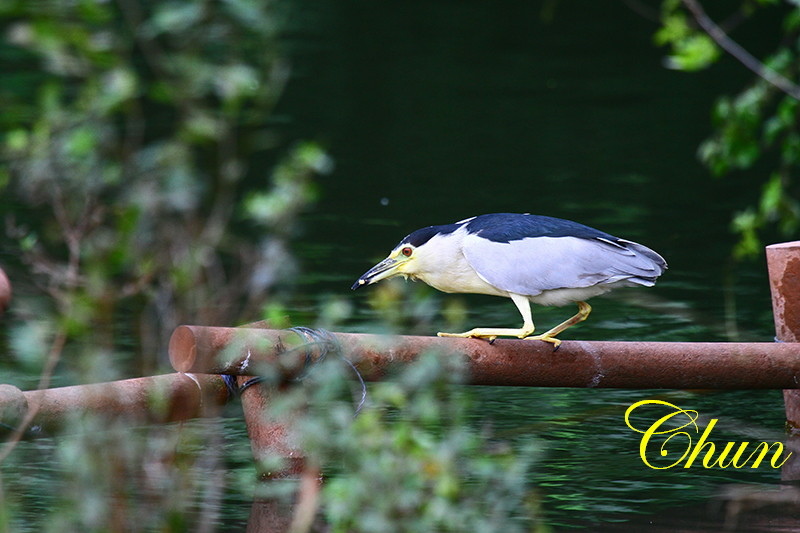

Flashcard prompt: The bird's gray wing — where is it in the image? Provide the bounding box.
[462,234,664,297]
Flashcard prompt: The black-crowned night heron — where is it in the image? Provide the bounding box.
[352,213,667,347]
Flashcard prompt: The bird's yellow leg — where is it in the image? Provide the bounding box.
[438,294,535,342]
[525,301,592,348]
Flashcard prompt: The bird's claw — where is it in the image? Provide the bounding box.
[438,331,498,344]
[524,334,561,351]
[438,328,560,349]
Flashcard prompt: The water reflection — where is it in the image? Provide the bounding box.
[471,386,785,528]
[4,0,793,528]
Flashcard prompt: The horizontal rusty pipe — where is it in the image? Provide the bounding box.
[0,373,231,436]
[169,325,800,389]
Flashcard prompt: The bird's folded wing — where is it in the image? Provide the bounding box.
[462,234,663,297]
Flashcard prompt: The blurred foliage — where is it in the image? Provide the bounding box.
[0,2,541,531]
[2,416,231,532]
[656,0,800,257]
[655,3,720,71]
[254,351,544,533]
[0,0,325,529]
[2,352,544,532]
[0,0,330,378]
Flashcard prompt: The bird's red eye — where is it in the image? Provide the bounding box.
[401,247,413,257]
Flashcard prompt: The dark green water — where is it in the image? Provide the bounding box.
[4,1,798,530]
[277,1,793,529]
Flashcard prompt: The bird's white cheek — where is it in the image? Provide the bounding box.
[395,259,419,282]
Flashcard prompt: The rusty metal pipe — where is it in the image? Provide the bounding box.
[237,376,306,478]
[1,373,231,436]
[766,241,800,481]
[767,241,800,421]
[168,325,800,389]
[767,241,800,344]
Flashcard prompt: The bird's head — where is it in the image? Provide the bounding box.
[351,222,466,291]
[351,242,420,290]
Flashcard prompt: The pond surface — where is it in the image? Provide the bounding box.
[4,1,798,530]
[275,1,793,529]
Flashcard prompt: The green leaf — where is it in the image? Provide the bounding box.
[147,2,204,36]
[9,320,53,368]
[654,14,690,47]
[96,68,138,111]
[731,208,763,259]
[760,173,783,215]
[666,34,720,71]
[782,132,800,166]
[784,9,800,31]
[763,116,785,145]
[5,129,29,152]
[64,126,97,158]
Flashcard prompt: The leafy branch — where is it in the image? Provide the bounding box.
[655,0,800,257]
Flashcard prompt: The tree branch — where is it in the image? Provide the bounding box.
[681,0,800,101]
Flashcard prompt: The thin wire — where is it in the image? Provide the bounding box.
[238,376,265,394]
[288,326,337,380]
[227,327,367,415]
[221,374,239,398]
[222,327,339,397]
[221,374,265,398]
[341,356,367,415]
[288,327,367,415]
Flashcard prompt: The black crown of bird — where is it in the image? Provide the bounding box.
[352,213,667,348]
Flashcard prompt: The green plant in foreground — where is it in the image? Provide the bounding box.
[0,0,328,379]
[0,1,328,529]
[255,351,544,533]
[656,0,800,258]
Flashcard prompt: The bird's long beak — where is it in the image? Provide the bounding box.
[351,256,404,290]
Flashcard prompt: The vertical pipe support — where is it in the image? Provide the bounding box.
[237,376,306,479]
[238,377,322,532]
[766,242,800,419]
[231,321,307,479]
[766,241,800,481]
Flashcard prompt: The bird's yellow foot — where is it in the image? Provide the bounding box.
[437,331,497,342]
[438,327,534,343]
[524,333,562,350]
